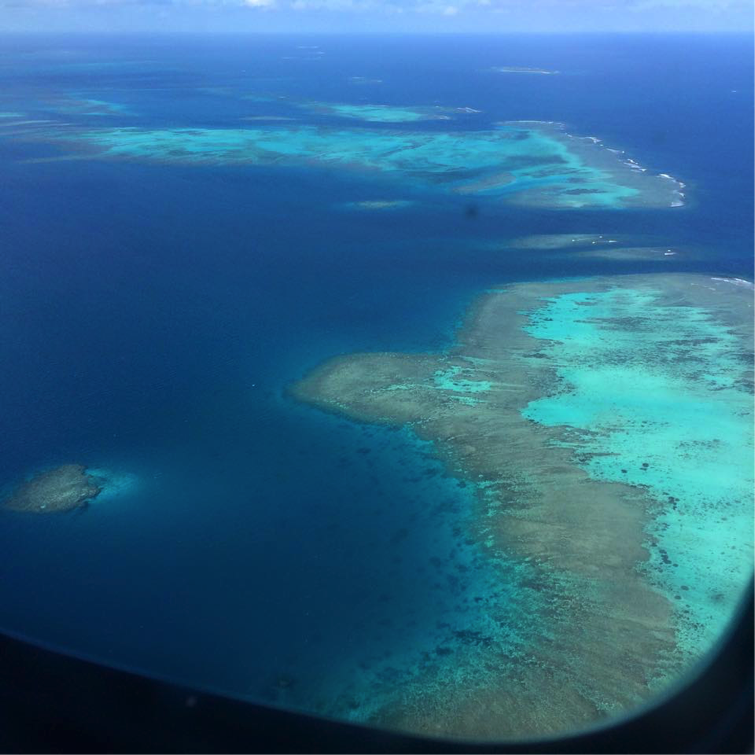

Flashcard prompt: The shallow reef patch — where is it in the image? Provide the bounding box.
[2,464,102,514]
[299,101,453,123]
[505,233,691,261]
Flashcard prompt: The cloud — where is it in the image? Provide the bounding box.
[627,0,750,9]
[288,0,384,9]
[2,0,752,28]
[274,0,753,14]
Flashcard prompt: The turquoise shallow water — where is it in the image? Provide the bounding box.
[303,101,447,122]
[522,284,754,656]
[15,118,672,208]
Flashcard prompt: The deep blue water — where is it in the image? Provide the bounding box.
[0,34,752,713]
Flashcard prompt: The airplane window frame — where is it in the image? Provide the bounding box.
[0,581,751,753]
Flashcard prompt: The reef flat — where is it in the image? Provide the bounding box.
[52,96,133,117]
[572,245,686,261]
[506,234,689,261]
[2,464,102,514]
[489,66,560,75]
[10,120,682,209]
[301,101,453,123]
[292,273,754,738]
[509,233,625,249]
[342,199,415,211]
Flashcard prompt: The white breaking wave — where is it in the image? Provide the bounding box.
[711,277,755,290]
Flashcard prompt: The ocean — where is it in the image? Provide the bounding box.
[0,33,752,726]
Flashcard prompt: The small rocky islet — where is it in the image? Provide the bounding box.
[2,464,102,514]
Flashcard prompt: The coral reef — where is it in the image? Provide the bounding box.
[3,464,102,514]
[292,273,754,738]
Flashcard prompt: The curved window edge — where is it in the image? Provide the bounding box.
[0,580,751,753]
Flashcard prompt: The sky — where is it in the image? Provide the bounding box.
[0,0,753,35]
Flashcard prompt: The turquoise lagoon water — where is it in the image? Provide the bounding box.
[522,286,754,656]
[301,101,449,122]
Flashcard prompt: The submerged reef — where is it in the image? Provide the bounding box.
[9,119,683,209]
[343,199,415,211]
[300,101,454,123]
[292,273,754,738]
[53,96,133,117]
[489,66,560,75]
[573,245,687,261]
[2,464,102,514]
[507,234,690,261]
[509,233,625,249]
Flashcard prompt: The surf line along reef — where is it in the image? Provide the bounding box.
[291,273,754,739]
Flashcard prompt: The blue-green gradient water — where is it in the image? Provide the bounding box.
[0,34,752,714]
